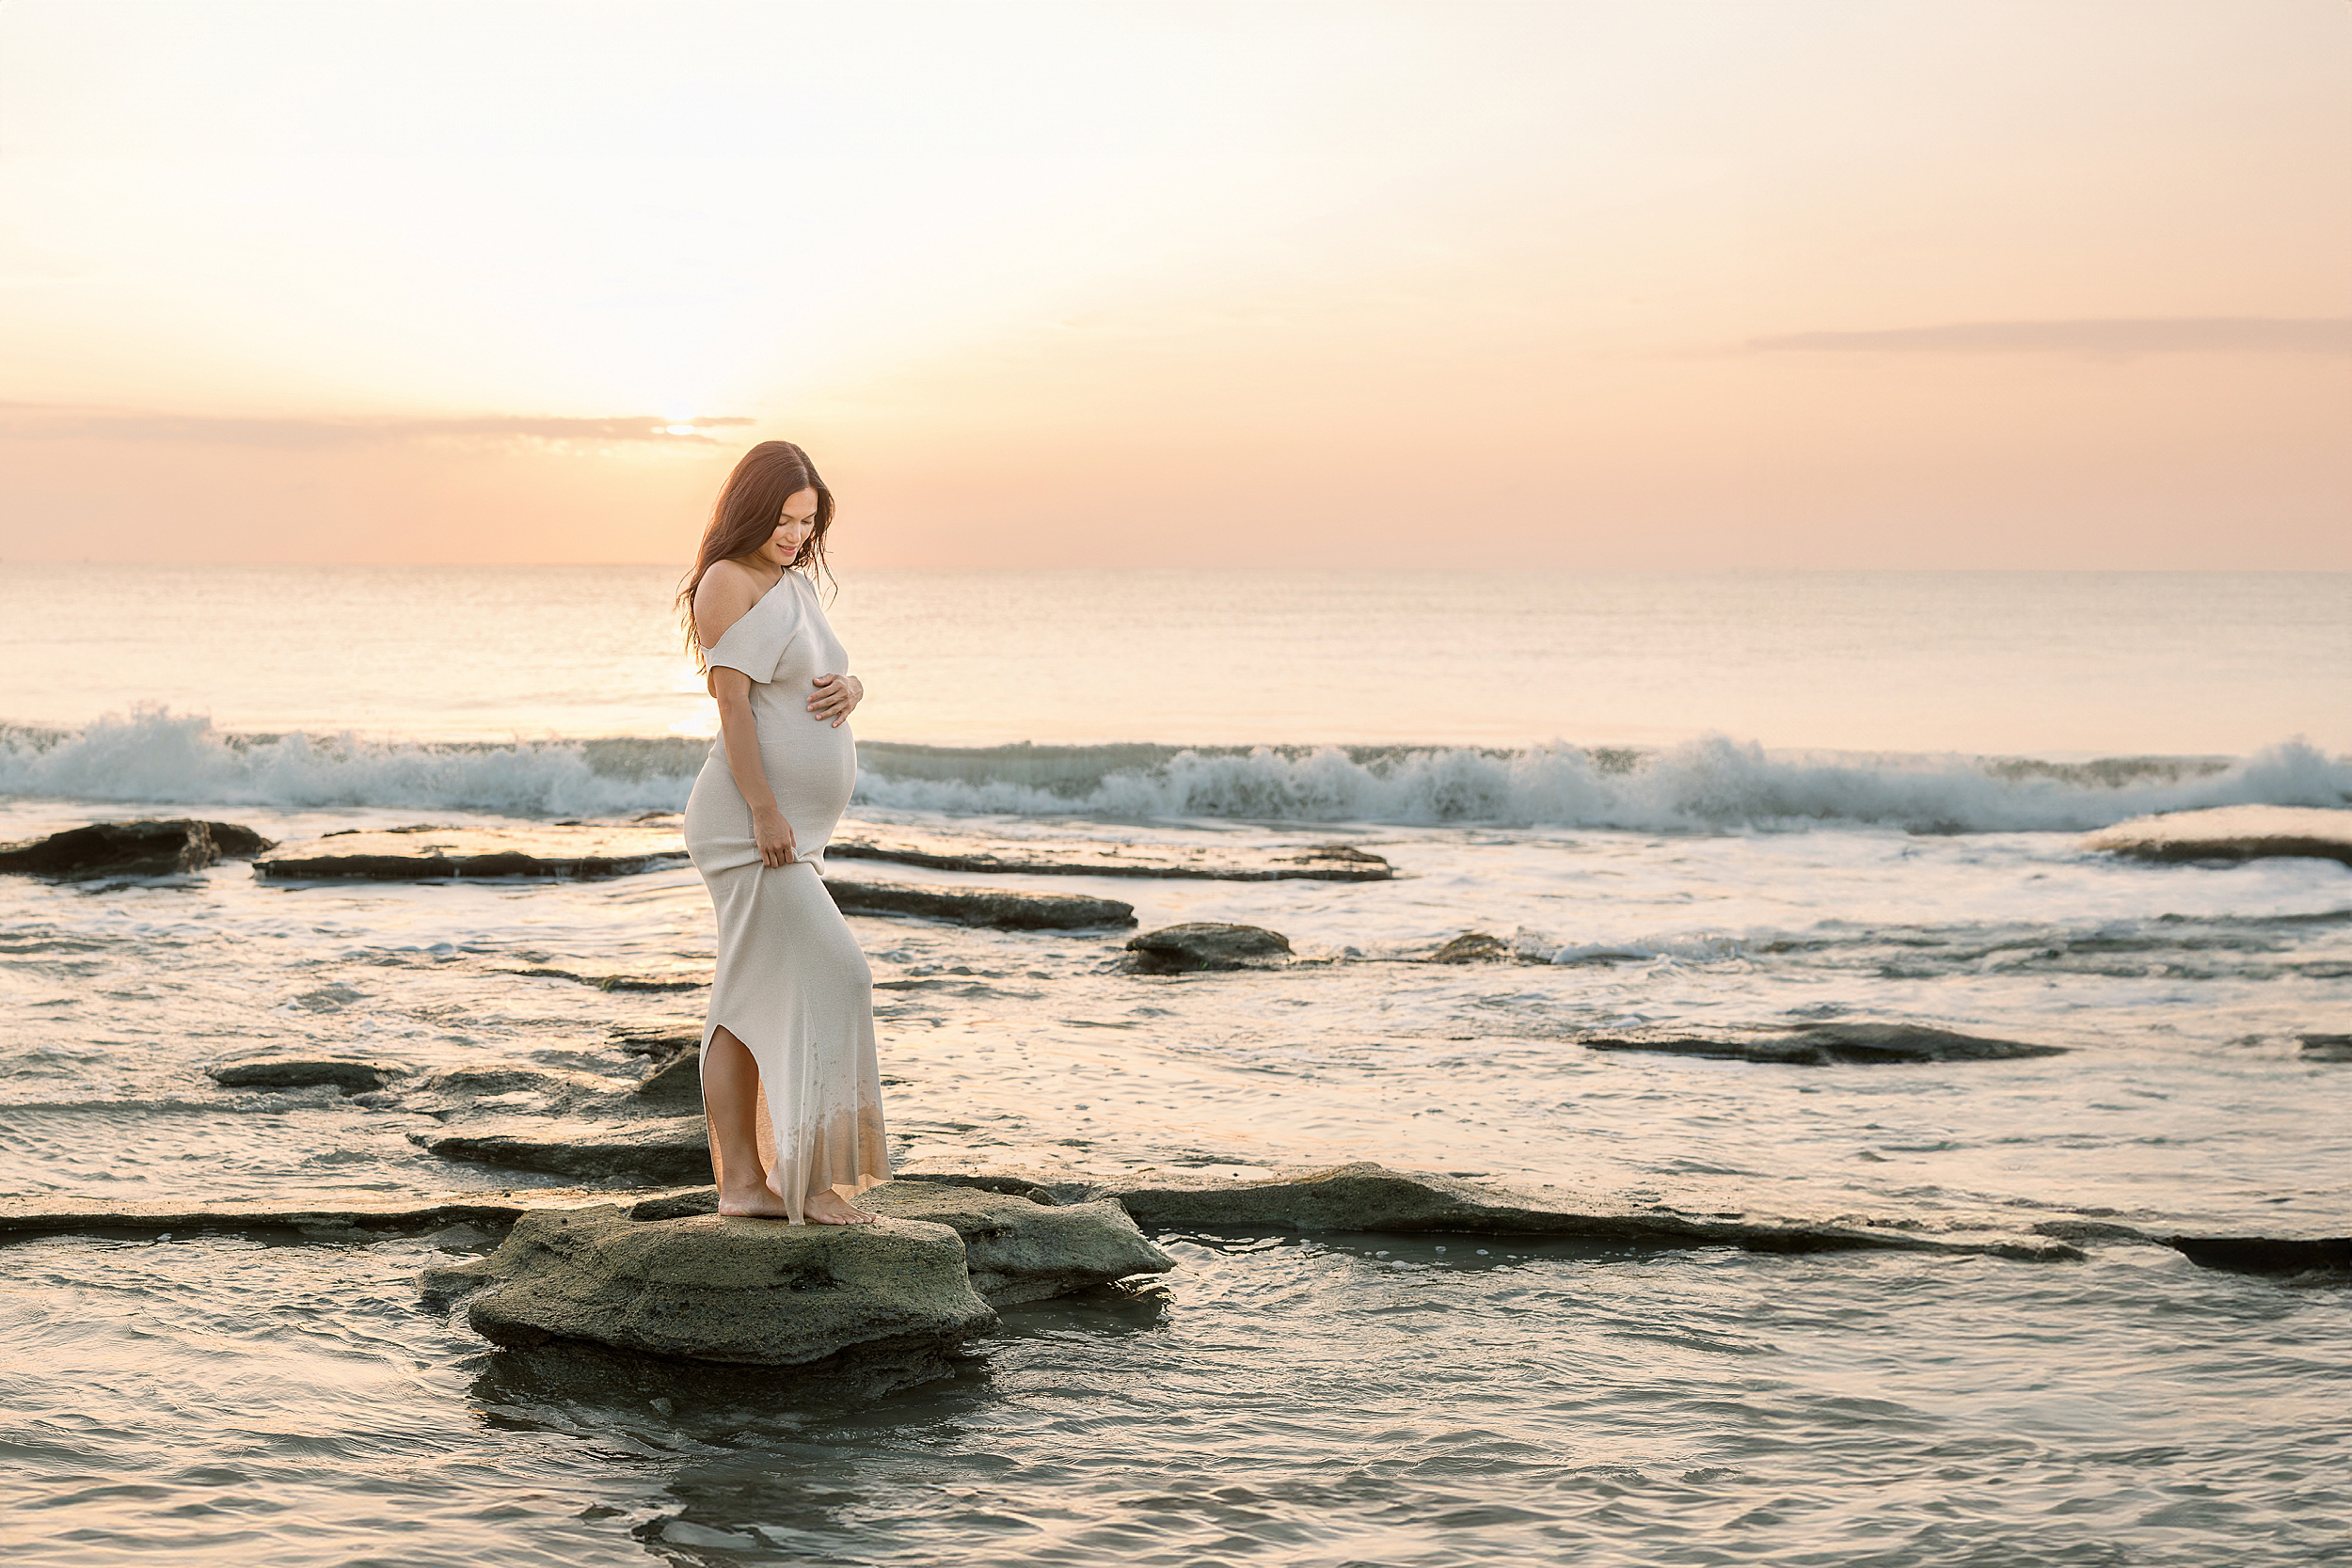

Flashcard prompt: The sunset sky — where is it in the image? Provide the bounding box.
[1,0,2345,569]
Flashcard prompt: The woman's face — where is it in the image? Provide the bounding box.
[754,488,820,568]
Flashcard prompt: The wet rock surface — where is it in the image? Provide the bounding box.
[409,1116,713,1183]
[825,877,1136,929]
[829,832,1392,881]
[421,1205,999,1372]
[852,1182,1175,1304]
[1121,922,1295,974]
[2085,805,2352,866]
[631,1046,704,1110]
[2166,1233,2351,1276]
[955,1161,2085,1261]
[0,1191,648,1240]
[253,825,689,880]
[1427,931,1517,964]
[391,1060,645,1120]
[2297,1033,2352,1063]
[1581,1021,2068,1065]
[0,818,274,879]
[207,1055,407,1094]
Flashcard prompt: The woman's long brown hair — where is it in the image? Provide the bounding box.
[675,440,835,667]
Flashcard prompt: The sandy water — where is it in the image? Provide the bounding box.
[3,566,2348,1564]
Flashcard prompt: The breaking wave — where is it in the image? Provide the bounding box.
[3,706,2346,832]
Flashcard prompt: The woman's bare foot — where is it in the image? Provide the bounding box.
[716,1182,794,1219]
[803,1190,875,1226]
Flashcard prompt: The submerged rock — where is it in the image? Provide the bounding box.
[0,818,273,879]
[625,1181,1177,1305]
[207,1055,406,1094]
[422,1205,998,1372]
[828,832,1392,882]
[1427,931,1517,964]
[398,1061,644,1120]
[1092,1161,2080,1260]
[2166,1234,2350,1276]
[2297,1033,2352,1063]
[1581,1021,2066,1065]
[824,878,1135,930]
[2084,805,2352,867]
[1121,922,1295,974]
[409,1116,712,1183]
[254,825,688,881]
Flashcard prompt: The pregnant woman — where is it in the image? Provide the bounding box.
[677,440,889,1224]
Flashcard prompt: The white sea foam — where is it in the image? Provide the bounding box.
[0,707,696,816]
[3,705,2346,832]
[855,733,2352,832]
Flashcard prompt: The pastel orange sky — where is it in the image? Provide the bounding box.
[1,0,2345,569]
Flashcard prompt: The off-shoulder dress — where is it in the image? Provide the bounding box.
[682,569,890,1220]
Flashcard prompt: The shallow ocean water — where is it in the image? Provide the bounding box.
[5,1227,2344,1568]
[2,565,2347,1565]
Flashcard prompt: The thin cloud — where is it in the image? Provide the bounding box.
[0,404,757,447]
[1746,317,2352,357]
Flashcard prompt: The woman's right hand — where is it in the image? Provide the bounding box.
[752,804,798,867]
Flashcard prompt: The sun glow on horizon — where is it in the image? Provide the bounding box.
[0,0,2344,568]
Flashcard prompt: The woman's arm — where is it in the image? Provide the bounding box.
[710,668,797,867]
[694,562,796,868]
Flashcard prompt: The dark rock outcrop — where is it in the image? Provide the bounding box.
[2166,1234,2350,1276]
[254,826,688,881]
[1087,1162,2080,1260]
[2297,1034,2352,1063]
[2084,805,2352,867]
[421,1206,998,1374]
[0,818,274,879]
[1121,922,1295,974]
[1428,931,1516,964]
[632,1047,703,1110]
[204,822,276,858]
[1581,1021,2067,1065]
[824,878,1135,930]
[207,1056,406,1094]
[0,1192,628,1241]
[409,1116,712,1183]
[828,832,1392,881]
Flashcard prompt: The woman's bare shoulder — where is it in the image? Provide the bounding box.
[693,560,765,646]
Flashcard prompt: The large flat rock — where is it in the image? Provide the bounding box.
[1581,1022,2067,1066]
[0,818,275,879]
[914,1161,2084,1261]
[641,1180,1179,1305]
[825,877,1135,929]
[2085,805,2352,866]
[410,1115,712,1183]
[423,1205,998,1370]
[255,825,689,880]
[829,830,1392,881]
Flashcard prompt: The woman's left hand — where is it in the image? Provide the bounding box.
[808,673,863,727]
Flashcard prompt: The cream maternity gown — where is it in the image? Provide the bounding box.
[684,569,890,1221]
